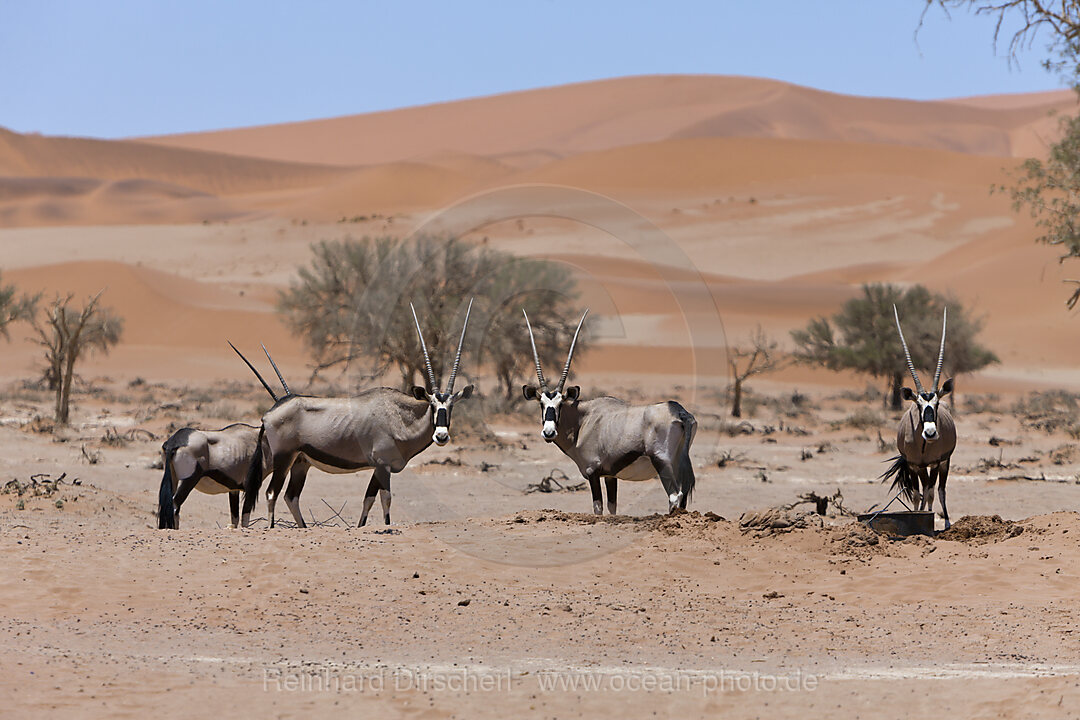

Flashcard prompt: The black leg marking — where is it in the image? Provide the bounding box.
[283,457,311,529]
[229,491,240,528]
[589,475,603,515]
[604,476,618,515]
[359,473,380,527]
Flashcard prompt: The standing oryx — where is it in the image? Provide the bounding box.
[522,309,697,515]
[157,344,308,529]
[881,305,956,529]
[241,301,475,528]
[157,423,287,529]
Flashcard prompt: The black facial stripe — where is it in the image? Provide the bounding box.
[545,391,557,399]
[544,407,557,423]
[435,408,448,427]
[920,392,934,401]
[922,405,936,424]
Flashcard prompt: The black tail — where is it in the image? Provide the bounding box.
[672,404,697,506]
[157,445,178,529]
[241,426,267,523]
[880,454,917,505]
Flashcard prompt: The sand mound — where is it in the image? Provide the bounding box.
[938,515,1026,543]
[739,506,826,535]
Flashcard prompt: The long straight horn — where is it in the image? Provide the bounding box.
[261,343,290,397]
[892,305,924,395]
[557,309,589,392]
[410,303,437,391]
[445,297,473,393]
[933,306,947,391]
[228,341,277,401]
[523,309,547,389]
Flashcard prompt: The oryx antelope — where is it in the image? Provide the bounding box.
[241,301,475,528]
[522,310,697,515]
[157,423,283,529]
[157,344,308,529]
[881,305,956,529]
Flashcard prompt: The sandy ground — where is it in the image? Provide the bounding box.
[4,383,1080,718]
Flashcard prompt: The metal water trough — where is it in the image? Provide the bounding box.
[857,510,935,537]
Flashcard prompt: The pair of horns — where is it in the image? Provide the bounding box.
[410,298,473,394]
[524,308,589,392]
[229,341,290,401]
[893,304,947,395]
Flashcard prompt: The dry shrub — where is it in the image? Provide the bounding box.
[1013,390,1080,435]
[837,407,883,431]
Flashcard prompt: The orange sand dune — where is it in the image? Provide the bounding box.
[518,136,1022,192]
[140,75,1072,166]
[1,261,303,383]
[0,127,348,196]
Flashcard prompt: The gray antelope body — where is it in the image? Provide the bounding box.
[158,345,308,530]
[241,303,474,528]
[157,423,286,529]
[523,310,697,514]
[882,306,957,529]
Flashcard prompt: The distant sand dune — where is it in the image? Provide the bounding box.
[139,75,1074,165]
[0,76,1075,389]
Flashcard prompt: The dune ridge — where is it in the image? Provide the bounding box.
[138,75,1073,166]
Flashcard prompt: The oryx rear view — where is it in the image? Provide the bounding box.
[522,309,697,515]
[158,343,309,529]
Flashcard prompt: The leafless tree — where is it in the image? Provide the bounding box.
[31,291,124,425]
[920,1,1080,72]
[728,326,784,418]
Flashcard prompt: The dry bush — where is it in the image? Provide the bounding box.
[835,407,884,431]
[1013,390,1080,435]
[964,393,1005,414]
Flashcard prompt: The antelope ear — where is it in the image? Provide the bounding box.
[900,387,916,401]
[411,386,428,401]
[939,378,954,396]
[522,385,538,400]
[565,386,581,401]
[455,384,474,401]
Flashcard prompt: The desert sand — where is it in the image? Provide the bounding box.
[3,75,1080,717]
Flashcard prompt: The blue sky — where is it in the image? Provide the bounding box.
[0,1,1068,139]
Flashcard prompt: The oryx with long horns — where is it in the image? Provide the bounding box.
[881,304,957,529]
[157,344,306,529]
[240,301,475,528]
[522,309,697,515]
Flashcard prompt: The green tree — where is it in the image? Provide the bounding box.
[791,284,998,409]
[0,272,38,340]
[278,235,587,400]
[31,291,124,425]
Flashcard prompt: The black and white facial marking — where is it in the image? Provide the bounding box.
[901,378,954,442]
[413,385,474,446]
[522,385,580,442]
